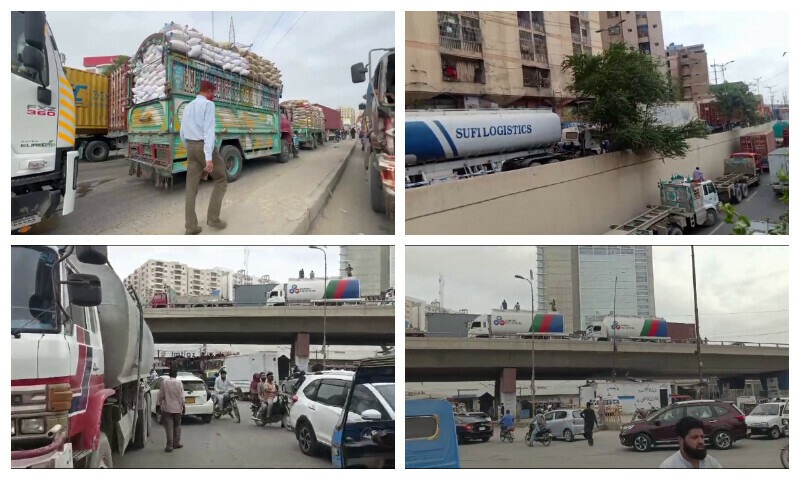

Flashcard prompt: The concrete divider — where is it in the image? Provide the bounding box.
[291,140,357,234]
[406,123,776,234]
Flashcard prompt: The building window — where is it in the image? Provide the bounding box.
[438,11,483,54]
[639,42,651,55]
[441,54,485,84]
[637,25,649,38]
[522,66,551,88]
[607,11,619,18]
[609,25,621,35]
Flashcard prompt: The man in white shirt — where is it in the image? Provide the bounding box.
[214,368,236,411]
[180,79,227,235]
[660,416,723,468]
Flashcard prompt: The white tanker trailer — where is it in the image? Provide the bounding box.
[405,109,564,187]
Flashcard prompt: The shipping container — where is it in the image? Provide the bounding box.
[739,130,776,167]
[65,67,109,133]
[233,284,279,306]
[666,322,696,342]
[108,63,130,133]
[314,103,344,130]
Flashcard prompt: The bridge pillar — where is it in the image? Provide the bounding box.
[498,368,517,417]
[294,333,310,372]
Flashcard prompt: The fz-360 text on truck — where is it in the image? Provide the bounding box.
[11,246,155,468]
[351,48,395,218]
[11,12,79,233]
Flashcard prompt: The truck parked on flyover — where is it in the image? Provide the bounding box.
[467,309,567,339]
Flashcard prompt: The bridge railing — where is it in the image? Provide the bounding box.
[144,301,393,310]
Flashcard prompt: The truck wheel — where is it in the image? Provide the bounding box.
[667,225,683,235]
[277,140,291,163]
[704,209,718,227]
[733,187,743,204]
[742,184,749,198]
[131,394,151,449]
[369,152,386,214]
[85,140,110,162]
[88,432,113,468]
[220,145,244,182]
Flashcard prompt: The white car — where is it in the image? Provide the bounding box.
[746,402,788,439]
[150,375,214,424]
[289,370,395,457]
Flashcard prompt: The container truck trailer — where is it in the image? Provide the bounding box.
[126,28,291,188]
[150,286,233,308]
[11,246,155,468]
[467,309,567,339]
[266,278,362,306]
[11,11,79,233]
[223,352,280,394]
[405,109,563,187]
[713,153,761,204]
[739,131,775,171]
[584,316,670,342]
[64,65,129,162]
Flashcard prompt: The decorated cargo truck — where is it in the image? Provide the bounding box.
[126,24,292,188]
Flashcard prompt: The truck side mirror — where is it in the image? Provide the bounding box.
[76,246,108,265]
[358,103,366,111]
[22,45,45,76]
[24,11,46,51]
[67,274,102,307]
[351,62,367,84]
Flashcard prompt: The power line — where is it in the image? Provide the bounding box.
[266,12,306,55]
[254,12,285,52]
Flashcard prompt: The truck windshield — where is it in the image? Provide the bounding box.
[750,404,781,416]
[11,246,60,334]
[470,321,481,329]
[11,12,49,85]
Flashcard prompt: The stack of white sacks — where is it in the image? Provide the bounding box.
[131,22,283,105]
[281,100,325,130]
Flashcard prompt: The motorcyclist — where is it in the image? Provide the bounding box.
[214,368,236,411]
[529,409,547,445]
[254,372,278,420]
[500,409,515,437]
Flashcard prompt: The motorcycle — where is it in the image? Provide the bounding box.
[212,389,241,423]
[780,444,788,469]
[525,425,553,447]
[500,426,515,443]
[251,392,291,428]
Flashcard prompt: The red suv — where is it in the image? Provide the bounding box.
[619,400,747,452]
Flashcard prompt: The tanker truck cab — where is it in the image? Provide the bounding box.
[11,11,78,233]
[266,288,286,307]
[11,246,154,468]
[467,317,491,338]
[585,323,605,340]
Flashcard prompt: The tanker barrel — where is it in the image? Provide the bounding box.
[405,154,418,165]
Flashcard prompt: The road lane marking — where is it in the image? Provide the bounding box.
[709,189,761,235]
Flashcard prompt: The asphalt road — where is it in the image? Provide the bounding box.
[458,429,787,468]
[309,144,394,235]
[30,142,354,235]
[114,411,331,468]
[694,172,788,235]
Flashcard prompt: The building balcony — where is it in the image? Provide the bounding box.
[533,22,546,34]
[571,33,581,44]
[582,36,592,46]
[439,36,483,57]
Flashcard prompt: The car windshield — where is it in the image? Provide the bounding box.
[11,246,61,334]
[646,406,668,421]
[751,404,781,416]
[373,383,395,411]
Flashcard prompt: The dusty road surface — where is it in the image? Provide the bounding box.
[32,141,355,235]
[309,144,394,235]
[114,412,331,468]
[458,429,784,468]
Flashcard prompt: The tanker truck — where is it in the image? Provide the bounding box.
[266,278,362,306]
[467,309,567,339]
[405,109,563,187]
[584,315,671,342]
[11,246,155,468]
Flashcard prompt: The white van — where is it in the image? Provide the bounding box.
[746,402,788,439]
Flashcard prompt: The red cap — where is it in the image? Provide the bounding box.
[200,80,215,92]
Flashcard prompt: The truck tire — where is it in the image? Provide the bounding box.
[667,225,683,235]
[220,145,244,182]
[277,140,291,163]
[87,432,113,468]
[704,209,718,227]
[733,187,743,204]
[369,152,386,214]
[130,394,151,449]
[742,184,749,198]
[85,140,110,162]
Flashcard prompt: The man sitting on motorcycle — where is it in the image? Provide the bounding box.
[529,409,547,445]
[254,372,278,420]
[500,409,515,437]
[214,368,236,412]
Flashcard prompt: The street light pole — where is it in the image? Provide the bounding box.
[515,274,536,408]
[309,246,328,365]
[612,275,618,383]
[691,246,704,399]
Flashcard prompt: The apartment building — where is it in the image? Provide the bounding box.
[666,43,711,101]
[599,11,666,69]
[406,11,602,111]
[337,106,356,127]
[124,260,231,304]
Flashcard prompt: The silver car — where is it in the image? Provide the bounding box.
[544,409,586,442]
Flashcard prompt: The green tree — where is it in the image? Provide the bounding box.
[562,43,708,158]
[710,82,761,125]
[723,171,789,234]
[101,56,130,75]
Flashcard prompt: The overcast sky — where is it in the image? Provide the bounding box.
[406,246,789,344]
[46,11,394,111]
[105,246,389,355]
[661,11,789,101]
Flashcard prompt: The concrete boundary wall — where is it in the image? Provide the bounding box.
[406,123,774,234]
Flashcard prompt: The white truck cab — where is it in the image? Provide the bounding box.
[467,318,490,337]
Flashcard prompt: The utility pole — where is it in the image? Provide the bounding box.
[753,76,762,96]
[612,276,618,384]
[691,246,704,399]
[710,60,734,84]
[765,85,777,117]
[710,59,719,85]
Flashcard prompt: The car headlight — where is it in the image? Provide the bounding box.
[20,418,46,434]
[12,421,16,436]
[782,419,789,425]
[621,425,634,432]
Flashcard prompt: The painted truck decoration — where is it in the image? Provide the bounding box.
[467,309,566,338]
[266,278,362,306]
[585,315,670,341]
